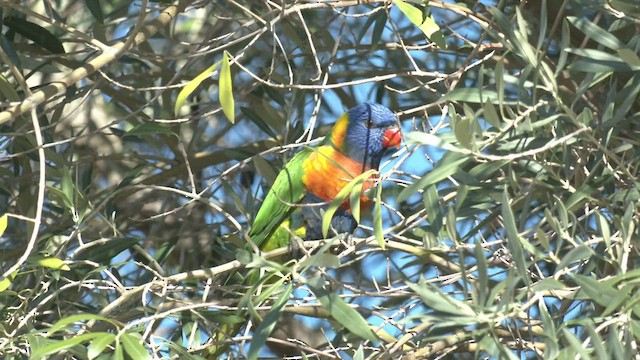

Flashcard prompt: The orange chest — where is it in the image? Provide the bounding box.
[301,146,376,209]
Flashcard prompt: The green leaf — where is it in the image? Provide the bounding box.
[556,245,593,270]
[120,333,151,360]
[174,60,221,116]
[3,16,65,54]
[48,186,74,211]
[482,101,501,129]
[453,115,474,150]
[567,17,625,50]
[406,132,469,154]
[0,213,7,237]
[502,189,529,283]
[113,341,124,360]
[397,153,469,204]
[33,256,70,271]
[241,107,278,138]
[349,179,365,223]
[444,88,500,104]
[306,276,378,343]
[247,284,292,360]
[610,0,640,14]
[372,182,385,249]
[395,0,444,47]
[48,313,116,335]
[124,123,177,137]
[88,333,115,360]
[76,237,141,263]
[299,253,340,268]
[0,270,18,292]
[219,51,235,123]
[407,279,475,317]
[322,170,375,238]
[538,299,558,358]
[371,11,387,49]
[423,185,442,232]
[562,328,592,359]
[61,167,74,207]
[474,241,488,306]
[84,0,104,23]
[31,333,100,360]
[0,73,20,101]
[0,35,23,73]
[569,274,617,307]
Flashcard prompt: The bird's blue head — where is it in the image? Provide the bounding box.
[327,103,402,169]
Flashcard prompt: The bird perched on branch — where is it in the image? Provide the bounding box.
[249,102,402,252]
[208,103,401,359]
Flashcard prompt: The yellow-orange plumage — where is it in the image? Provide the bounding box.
[301,145,376,209]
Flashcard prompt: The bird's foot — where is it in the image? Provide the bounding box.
[330,232,353,253]
[288,235,306,259]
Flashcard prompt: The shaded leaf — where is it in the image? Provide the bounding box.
[4,16,65,54]
[247,284,292,360]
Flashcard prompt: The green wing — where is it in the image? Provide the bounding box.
[248,149,310,249]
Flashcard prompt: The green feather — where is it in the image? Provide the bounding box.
[248,148,311,249]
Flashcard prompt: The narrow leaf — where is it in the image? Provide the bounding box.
[502,189,529,283]
[48,313,116,335]
[397,154,469,204]
[219,51,235,123]
[3,17,65,54]
[31,333,99,360]
[88,333,115,360]
[0,214,7,237]
[306,276,378,343]
[373,183,384,249]
[567,17,625,50]
[248,284,292,360]
[322,170,375,238]
[35,257,70,271]
[174,60,221,116]
[120,333,151,360]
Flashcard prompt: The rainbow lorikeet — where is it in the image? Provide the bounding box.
[208,104,400,358]
[249,103,402,252]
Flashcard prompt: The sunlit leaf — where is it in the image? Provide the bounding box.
[33,256,70,271]
[395,0,445,47]
[567,16,625,50]
[373,183,384,249]
[219,51,235,123]
[88,333,115,360]
[174,60,221,116]
[48,314,116,335]
[120,333,151,360]
[0,214,7,237]
[31,333,100,360]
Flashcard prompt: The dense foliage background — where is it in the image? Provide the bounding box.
[1,0,640,358]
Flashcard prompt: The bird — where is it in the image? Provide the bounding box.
[248,102,402,253]
[208,103,401,358]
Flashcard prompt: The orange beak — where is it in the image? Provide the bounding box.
[382,126,402,148]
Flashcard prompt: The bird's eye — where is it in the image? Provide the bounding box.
[366,118,373,128]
